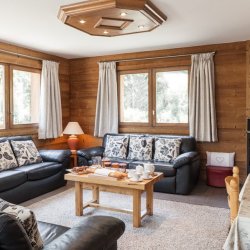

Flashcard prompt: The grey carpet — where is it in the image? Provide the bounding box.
[27,188,230,250]
[22,180,228,209]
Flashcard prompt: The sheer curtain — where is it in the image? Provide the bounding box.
[38,60,62,139]
[189,52,218,142]
[94,62,118,137]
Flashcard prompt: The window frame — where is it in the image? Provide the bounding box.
[118,69,153,127]
[0,64,7,130]
[118,66,190,133]
[152,66,189,128]
[10,65,41,129]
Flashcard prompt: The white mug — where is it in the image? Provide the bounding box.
[128,169,136,178]
[136,165,144,174]
[134,173,141,181]
[144,163,155,175]
[143,171,150,179]
[130,171,141,181]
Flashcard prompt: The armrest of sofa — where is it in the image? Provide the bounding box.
[173,151,200,169]
[44,216,125,250]
[77,146,105,160]
[39,150,71,163]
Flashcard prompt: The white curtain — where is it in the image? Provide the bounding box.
[38,60,62,139]
[189,52,218,142]
[94,62,118,137]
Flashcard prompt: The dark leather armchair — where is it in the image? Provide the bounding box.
[0,213,125,250]
[77,133,200,195]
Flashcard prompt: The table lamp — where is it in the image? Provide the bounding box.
[63,122,84,150]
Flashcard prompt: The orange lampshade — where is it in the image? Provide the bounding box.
[63,122,84,150]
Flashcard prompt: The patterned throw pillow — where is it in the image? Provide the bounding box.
[154,138,182,162]
[104,135,129,159]
[10,140,43,167]
[0,198,43,249]
[0,141,18,172]
[128,136,153,161]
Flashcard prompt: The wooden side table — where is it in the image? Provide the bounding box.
[70,150,77,167]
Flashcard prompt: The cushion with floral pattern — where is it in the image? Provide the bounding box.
[10,140,43,167]
[127,136,153,161]
[154,138,182,162]
[0,198,43,249]
[104,135,129,159]
[0,141,18,172]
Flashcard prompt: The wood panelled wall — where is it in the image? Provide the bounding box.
[0,42,70,149]
[70,41,247,181]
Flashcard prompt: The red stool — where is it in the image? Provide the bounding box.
[206,165,233,187]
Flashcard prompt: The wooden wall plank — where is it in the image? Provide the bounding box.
[70,41,247,182]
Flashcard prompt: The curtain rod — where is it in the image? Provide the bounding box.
[0,48,59,62]
[99,51,216,63]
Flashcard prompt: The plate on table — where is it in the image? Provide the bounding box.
[66,168,87,175]
[128,177,143,182]
[143,176,153,180]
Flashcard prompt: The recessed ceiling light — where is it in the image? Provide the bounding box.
[138,25,145,30]
[103,30,109,34]
[79,19,86,24]
[120,12,127,17]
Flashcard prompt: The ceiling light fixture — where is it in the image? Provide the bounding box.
[120,12,127,17]
[58,0,167,37]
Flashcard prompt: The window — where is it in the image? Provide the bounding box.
[155,70,188,124]
[0,65,5,129]
[119,67,189,131]
[119,71,149,123]
[11,67,40,126]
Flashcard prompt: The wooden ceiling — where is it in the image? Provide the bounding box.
[58,0,167,37]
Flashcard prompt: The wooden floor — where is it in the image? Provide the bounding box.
[22,180,228,209]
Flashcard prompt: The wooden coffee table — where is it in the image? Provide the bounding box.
[65,172,163,227]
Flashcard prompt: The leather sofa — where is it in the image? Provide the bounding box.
[77,133,200,195]
[0,136,71,204]
[0,213,125,250]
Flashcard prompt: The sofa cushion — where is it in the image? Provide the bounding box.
[104,135,129,159]
[128,136,153,161]
[0,170,27,192]
[0,199,43,249]
[129,160,176,177]
[10,140,43,167]
[0,141,18,172]
[154,138,182,162]
[15,162,62,181]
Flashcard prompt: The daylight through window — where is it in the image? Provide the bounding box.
[12,69,40,125]
[119,68,189,130]
[156,70,188,123]
[120,72,149,123]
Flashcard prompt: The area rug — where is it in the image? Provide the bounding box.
[28,188,230,250]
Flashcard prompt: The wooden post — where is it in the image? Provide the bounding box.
[146,184,154,215]
[92,185,100,203]
[233,166,240,192]
[230,178,239,224]
[75,181,83,216]
[133,190,141,228]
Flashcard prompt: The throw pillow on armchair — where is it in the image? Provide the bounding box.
[0,198,43,249]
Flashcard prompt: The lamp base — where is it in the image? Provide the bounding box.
[67,135,79,150]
